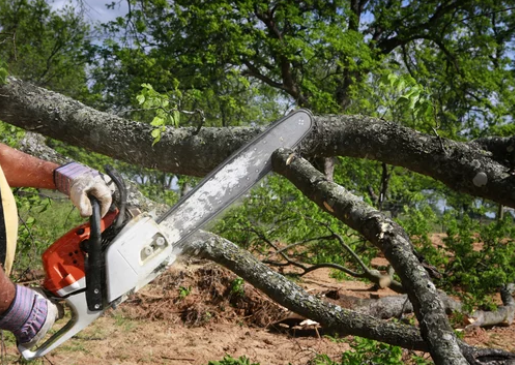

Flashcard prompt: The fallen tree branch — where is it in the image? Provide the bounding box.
[186,231,427,349]
[258,220,403,292]
[322,289,462,320]
[185,231,515,365]
[465,284,515,330]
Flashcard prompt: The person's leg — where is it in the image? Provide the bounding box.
[0,266,58,348]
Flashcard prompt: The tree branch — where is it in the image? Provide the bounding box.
[272,148,467,364]
[185,231,515,365]
[0,78,514,209]
[186,230,427,350]
[309,115,515,209]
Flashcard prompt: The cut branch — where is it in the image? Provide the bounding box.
[185,231,515,365]
[186,230,427,350]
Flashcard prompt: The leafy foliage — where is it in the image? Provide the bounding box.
[92,0,515,135]
[14,190,84,272]
[0,0,91,98]
[312,337,432,365]
[136,83,181,144]
[398,204,515,309]
[442,215,515,309]
[230,277,245,297]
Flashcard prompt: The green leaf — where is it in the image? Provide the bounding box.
[396,95,410,105]
[409,93,421,110]
[173,110,180,127]
[150,116,165,126]
[151,128,162,145]
[136,94,145,105]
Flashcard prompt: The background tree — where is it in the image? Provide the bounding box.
[0,0,92,98]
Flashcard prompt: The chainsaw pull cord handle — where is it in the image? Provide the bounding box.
[85,195,105,311]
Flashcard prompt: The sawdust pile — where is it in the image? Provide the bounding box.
[118,264,287,328]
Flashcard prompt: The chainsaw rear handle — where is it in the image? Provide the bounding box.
[18,290,104,360]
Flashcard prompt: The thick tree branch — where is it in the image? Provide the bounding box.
[0,77,263,177]
[272,148,467,365]
[472,136,515,168]
[185,231,515,365]
[0,78,514,209]
[337,290,462,319]
[309,115,515,209]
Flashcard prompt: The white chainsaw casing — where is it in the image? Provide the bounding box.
[105,213,175,302]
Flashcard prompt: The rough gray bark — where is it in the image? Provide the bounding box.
[1,77,515,208]
[0,77,262,177]
[18,132,69,164]
[272,148,466,365]
[472,136,515,169]
[465,284,515,330]
[352,290,462,319]
[309,115,515,210]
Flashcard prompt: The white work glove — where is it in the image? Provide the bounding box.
[54,162,113,217]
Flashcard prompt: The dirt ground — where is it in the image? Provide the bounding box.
[2,258,515,365]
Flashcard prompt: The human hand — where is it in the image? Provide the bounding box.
[54,162,113,217]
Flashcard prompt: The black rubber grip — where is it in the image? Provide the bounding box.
[85,196,105,311]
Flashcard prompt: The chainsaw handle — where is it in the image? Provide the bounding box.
[19,291,103,360]
[85,196,105,311]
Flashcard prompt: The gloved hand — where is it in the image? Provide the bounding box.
[54,162,113,217]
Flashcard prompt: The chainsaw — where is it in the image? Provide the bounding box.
[19,109,313,360]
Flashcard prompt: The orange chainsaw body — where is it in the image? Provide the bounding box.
[42,210,118,297]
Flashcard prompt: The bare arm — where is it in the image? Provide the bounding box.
[0,143,58,189]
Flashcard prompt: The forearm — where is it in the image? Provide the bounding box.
[0,143,58,189]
